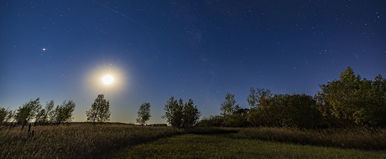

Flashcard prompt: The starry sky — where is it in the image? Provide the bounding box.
[1,0,386,123]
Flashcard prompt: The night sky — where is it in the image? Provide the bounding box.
[1,0,385,123]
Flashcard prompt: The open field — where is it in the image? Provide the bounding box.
[1,124,386,159]
[0,124,181,159]
[231,127,386,150]
[114,134,386,159]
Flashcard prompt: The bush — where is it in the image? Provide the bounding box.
[197,116,224,127]
[222,110,249,127]
[247,94,321,128]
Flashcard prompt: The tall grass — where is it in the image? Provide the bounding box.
[0,124,181,159]
[231,127,386,150]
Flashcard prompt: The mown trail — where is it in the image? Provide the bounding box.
[113,133,386,159]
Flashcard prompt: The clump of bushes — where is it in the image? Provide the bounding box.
[247,94,322,128]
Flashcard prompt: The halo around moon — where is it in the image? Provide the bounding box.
[86,65,126,93]
[101,74,115,86]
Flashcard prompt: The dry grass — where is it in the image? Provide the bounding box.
[1,125,385,159]
[0,124,181,159]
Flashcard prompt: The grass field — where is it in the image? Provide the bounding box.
[114,134,386,159]
[1,124,386,159]
[231,127,386,150]
[0,124,181,159]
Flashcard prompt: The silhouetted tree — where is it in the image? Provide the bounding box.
[15,98,41,127]
[137,102,151,125]
[164,97,200,128]
[247,88,272,108]
[45,100,56,123]
[0,108,7,125]
[220,93,240,116]
[182,99,200,128]
[35,108,46,124]
[54,101,76,124]
[164,97,183,128]
[247,88,258,108]
[87,94,111,123]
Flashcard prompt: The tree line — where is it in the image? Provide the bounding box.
[1,67,385,129]
[0,94,200,128]
[0,99,75,128]
[199,67,386,128]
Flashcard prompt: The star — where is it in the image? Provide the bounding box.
[42,48,47,51]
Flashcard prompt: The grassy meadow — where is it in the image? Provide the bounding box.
[1,124,386,159]
[114,134,386,159]
[232,127,386,150]
[0,124,181,159]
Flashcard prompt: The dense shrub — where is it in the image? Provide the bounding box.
[247,94,321,128]
[222,108,249,127]
[316,67,386,127]
[197,116,225,127]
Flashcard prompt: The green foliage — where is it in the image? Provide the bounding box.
[4,110,15,123]
[137,102,151,125]
[197,115,225,127]
[247,88,258,107]
[182,99,200,128]
[32,100,76,125]
[164,97,183,128]
[45,100,56,123]
[0,108,7,124]
[247,88,272,108]
[198,109,250,127]
[222,113,249,127]
[316,67,386,127]
[87,94,111,122]
[54,101,76,124]
[164,97,200,128]
[220,93,240,116]
[34,108,46,124]
[15,98,41,125]
[247,94,321,128]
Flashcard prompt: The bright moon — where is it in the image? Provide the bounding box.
[101,74,115,85]
[87,66,125,92]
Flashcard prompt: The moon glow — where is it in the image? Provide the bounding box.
[101,74,115,86]
[86,65,126,93]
